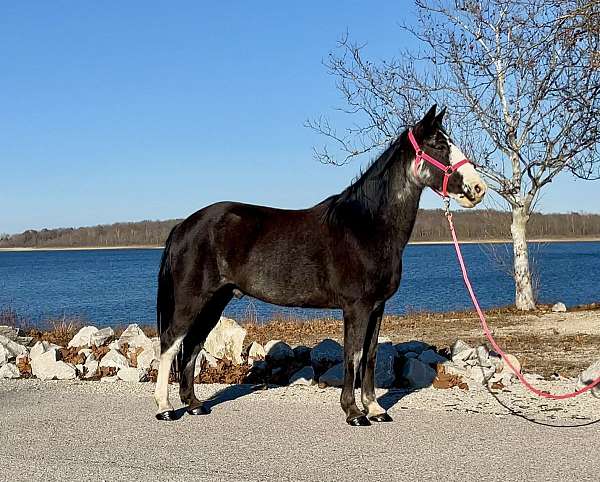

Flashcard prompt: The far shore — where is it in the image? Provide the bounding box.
[1,237,600,252]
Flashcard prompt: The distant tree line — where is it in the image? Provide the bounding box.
[2,210,600,249]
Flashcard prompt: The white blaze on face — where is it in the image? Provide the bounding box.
[444,135,487,207]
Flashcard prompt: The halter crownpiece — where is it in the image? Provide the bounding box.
[408,129,471,198]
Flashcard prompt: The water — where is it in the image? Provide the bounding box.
[1,242,599,328]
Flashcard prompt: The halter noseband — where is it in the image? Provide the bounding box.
[408,129,471,198]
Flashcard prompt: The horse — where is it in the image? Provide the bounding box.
[153,105,487,426]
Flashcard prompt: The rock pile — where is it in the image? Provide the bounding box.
[3,319,596,397]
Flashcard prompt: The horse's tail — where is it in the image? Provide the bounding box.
[157,226,177,340]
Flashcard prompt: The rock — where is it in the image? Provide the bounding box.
[395,340,430,355]
[403,351,419,359]
[117,324,150,350]
[289,366,315,386]
[246,341,266,362]
[117,367,147,382]
[378,336,392,344]
[91,327,114,347]
[0,334,28,359]
[318,362,344,387]
[401,358,436,389]
[0,326,19,340]
[84,359,99,378]
[137,347,159,371]
[30,341,55,361]
[375,343,397,388]
[31,349,76,380]
[204,317,247,364]
[264,340,294,364]
[67,326,99,348]
[466,365,496,384]
[440,360,468,377]
[108,340,120,350]
[292,345,312,366]
[552,302,567,313]
[476,345,493,367]
[418,349,448,365]
[0,344,7,366]
[451,340,474,362]
[101,375,119,383]
[0,363,20,379]
[499,353,521,374]
[577,360,600,398]
[78,348,92,358]
[98,349,129,369]
[310,339,343,373]
[194,349,219,376]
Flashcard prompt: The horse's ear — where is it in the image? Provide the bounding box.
[435,107,446,126]
[414,104,437,138]
[421,104,437,127]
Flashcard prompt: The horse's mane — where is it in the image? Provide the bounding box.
[322,130,409,225]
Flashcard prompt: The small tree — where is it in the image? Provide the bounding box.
[307,0,600,310]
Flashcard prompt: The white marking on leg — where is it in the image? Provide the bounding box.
[153,335,184,414]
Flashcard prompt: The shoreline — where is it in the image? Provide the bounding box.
[1,237,600,252]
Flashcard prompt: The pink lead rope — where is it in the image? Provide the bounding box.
[445,210,600,399]
[409,127,600,398]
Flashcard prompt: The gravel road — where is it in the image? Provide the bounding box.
[1,379,599,481]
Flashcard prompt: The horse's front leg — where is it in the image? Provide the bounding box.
[361,303,393,422]
[341,304,371,426]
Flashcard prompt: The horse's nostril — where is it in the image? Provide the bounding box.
[474,184,482,194]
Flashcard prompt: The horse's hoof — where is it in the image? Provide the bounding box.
[369,413,393,423]
[346,415,371,426]
[155,410,176,421]
[187,405,209,416]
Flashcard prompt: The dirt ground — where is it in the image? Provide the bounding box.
[244,304,600,378]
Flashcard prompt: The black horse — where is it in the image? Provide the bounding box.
[154,105,487,426]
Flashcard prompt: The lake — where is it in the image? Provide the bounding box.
[1,242,599,328]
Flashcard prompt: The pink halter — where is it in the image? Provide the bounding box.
[408,129,471,198]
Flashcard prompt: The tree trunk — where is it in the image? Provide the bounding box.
[511,206,536,310]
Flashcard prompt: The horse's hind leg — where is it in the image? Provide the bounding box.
[341,303,372,427]
[153,314,189,420]
[178,287,233,415]
[361,303,393,422]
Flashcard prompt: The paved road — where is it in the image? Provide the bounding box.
[1,380,599,481]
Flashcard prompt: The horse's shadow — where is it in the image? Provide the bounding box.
[186,383,419,415]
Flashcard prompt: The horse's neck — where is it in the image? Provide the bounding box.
[380,173,423,247]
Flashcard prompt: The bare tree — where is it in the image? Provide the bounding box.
[307,0,600,310]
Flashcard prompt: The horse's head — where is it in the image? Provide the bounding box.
[410,105,486,208]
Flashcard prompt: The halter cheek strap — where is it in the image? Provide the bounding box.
[408,129,470,198]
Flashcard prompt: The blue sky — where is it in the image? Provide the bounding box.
[1,1,598,234]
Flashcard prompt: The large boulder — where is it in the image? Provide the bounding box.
[375,343,397,388]
[264,340,294,364]
[0,363,20,379]
[67,326,99,348]
[84,359,99,378]
[204,317,247,365]
[577,360,600,398]
[31,349,76,380]
[246,341,266,364]
[91,327,114,347]
[292,345,312,366]
[30,340,60,361]
[552,302,567,313]
[418,349,448,365]
[289,366,315,386]
[117,324,151,350]
[395,340,430,355]
[451,340,475,364]
[194,349,219,377]
[0,344,7,366]
[310,339,343,374]
[136,346,159,371]
[318,362,344,387]
[401,358,436,389]
[0,334,28,360]
[98,349,129,369]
